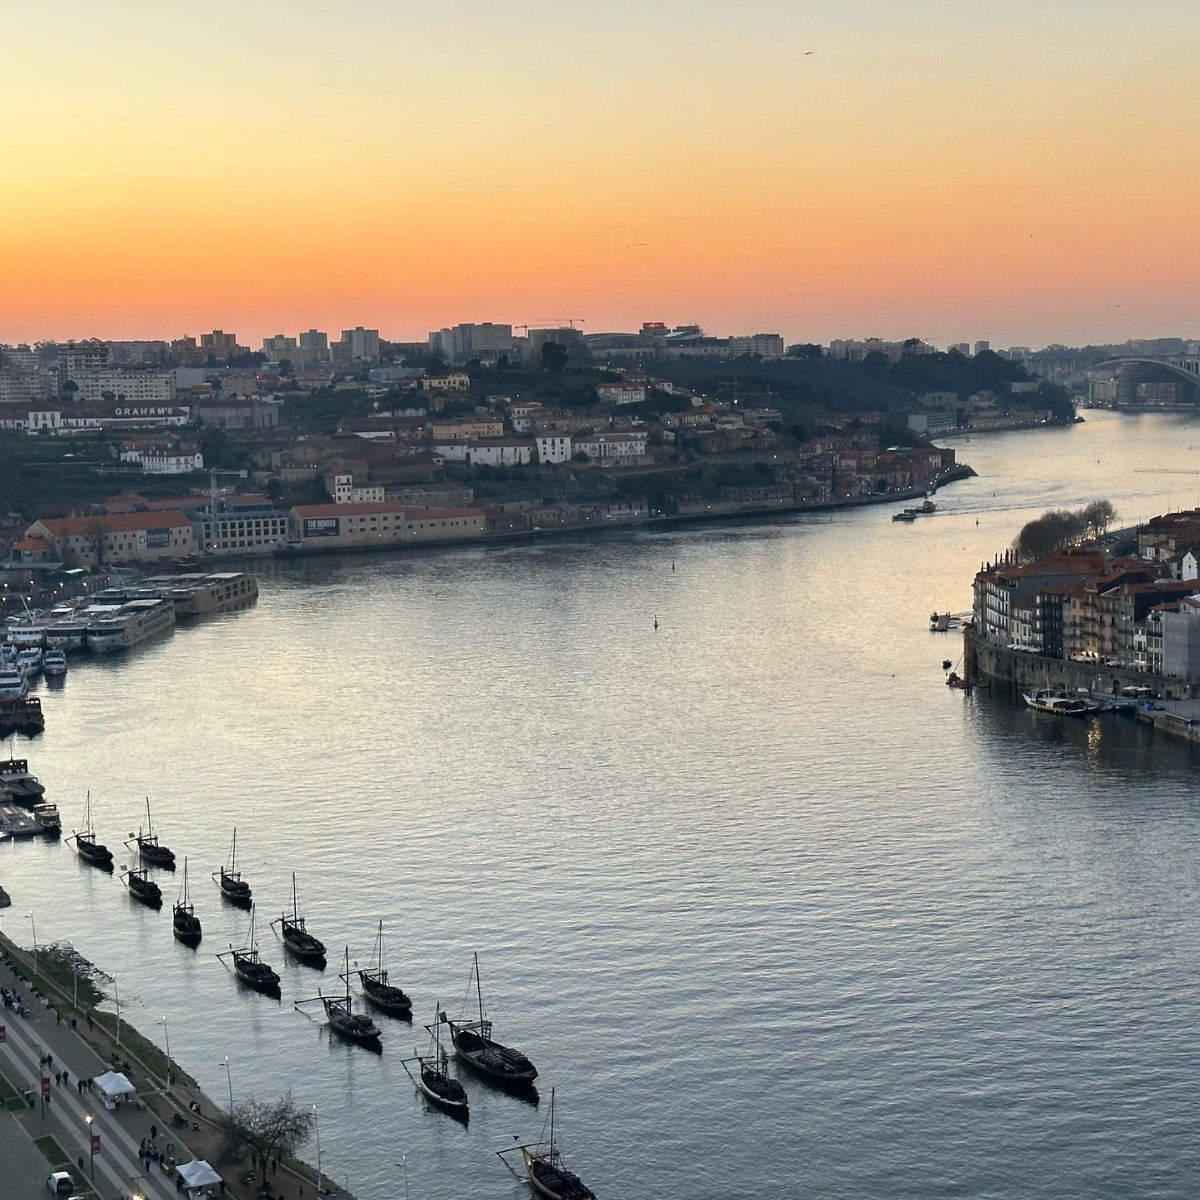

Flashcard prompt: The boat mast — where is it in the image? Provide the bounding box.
[230,827,238,874]
[292,872,299,922]
[474,951,485,1024]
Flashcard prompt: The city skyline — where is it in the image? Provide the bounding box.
[3,1,1195,348]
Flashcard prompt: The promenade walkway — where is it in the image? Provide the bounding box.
[0,939,346,1200]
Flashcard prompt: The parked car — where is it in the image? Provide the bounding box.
[46,1172,74,1196]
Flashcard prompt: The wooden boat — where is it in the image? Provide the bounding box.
[317,949,382,1045]
[68,791,114,869]
[502,1089,596,1200]
[172,857,202,945]
[213,828,252,907]
[352,920,412,1017]
[127,797,175,869]
[123,865,163,908]
[33,802,61,836]
[0,755,46,804]
[448,952,537,1085]
[1022,690,1102,716]
[412,1006,469,1116]
[225,905,280,994]
[272,873,326,964]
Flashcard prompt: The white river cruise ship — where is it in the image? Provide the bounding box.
[86,597,176,653]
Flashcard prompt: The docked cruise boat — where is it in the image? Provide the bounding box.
[1022,690,1102,716]
[42,649,67,677]
[86,597,175,653]
[137,572,259,617]
[0,665,29,699]
[0,757,46,804]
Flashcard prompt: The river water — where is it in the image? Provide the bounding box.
[4,409,1200,1200]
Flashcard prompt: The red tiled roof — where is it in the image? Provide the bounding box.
[35,510,192,536]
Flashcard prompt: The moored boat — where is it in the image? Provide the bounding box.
[42,649,67,677]
[0,755,46,804]
[354,920,412,1017]
[448,952,537,1086]
[272,873,326,964]
[1022,690,1102,716]
[33,802,61,836]
[173,857,202,945]
[214,827,253,907]
[123,865,163,908]
[316,948,382,1045]
[69,792,114,869]
[127,797,175,869]
[411,1005,469,1117]
[225,905,280,994]
[502,1089,595,1200]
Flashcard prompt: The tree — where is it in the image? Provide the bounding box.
[541,341,569,373]
[221,1092,314,1194]
[83,519,108,567]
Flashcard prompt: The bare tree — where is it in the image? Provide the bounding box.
[220,1092,314,1193]
[83,519,108,567]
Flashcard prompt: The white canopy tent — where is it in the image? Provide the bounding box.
[92,1070,136,1098]
[176,1160,223,1192]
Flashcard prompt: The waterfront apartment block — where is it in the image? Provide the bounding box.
[972,517,1200,682]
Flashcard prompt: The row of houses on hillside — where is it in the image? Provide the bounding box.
[972,514,1200,681]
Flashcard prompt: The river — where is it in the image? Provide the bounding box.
[4,408,1200,1199]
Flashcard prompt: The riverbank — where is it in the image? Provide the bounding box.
[0,931,349,1200]
[256,463,978,563]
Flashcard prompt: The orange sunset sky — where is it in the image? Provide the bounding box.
[2,1,1197,349]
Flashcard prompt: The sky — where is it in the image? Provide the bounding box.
[1,0,1197,350]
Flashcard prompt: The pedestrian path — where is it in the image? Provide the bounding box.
[0,940,344,1200]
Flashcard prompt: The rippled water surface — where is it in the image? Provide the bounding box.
[5,410,1200,1199]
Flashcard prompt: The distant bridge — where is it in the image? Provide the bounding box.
[1088,356,1200,388]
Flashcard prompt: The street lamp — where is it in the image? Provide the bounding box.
[221,1057,234,1112]
[85,1113,96,1179]
[159,1017,171,1088]
[25,913,36,980]
[66,940,77,1009]
[113,976,121,1047]
[313,1104,322,1194]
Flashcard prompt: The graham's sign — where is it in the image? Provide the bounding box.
[112,406,179,417]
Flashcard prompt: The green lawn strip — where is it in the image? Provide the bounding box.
[34,1132,71,1164]
[32,1135,99,1199]
[0,1064,25,1110]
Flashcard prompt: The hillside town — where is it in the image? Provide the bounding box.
[971,509,1200,687]
[0,325,988,574]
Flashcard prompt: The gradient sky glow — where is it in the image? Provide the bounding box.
[3,1,1197,347]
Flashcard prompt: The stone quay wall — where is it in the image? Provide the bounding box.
[964,625,1200,702]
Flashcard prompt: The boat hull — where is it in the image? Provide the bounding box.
[417,1071,469,1116]
[449,1023,538,1083]
[173,910,202,946]
[360,974,412,1017]
[279,920,326,964]
[233,957,280,994]
[127,883,162,909]
[75,838,114,869]
[217,871,253,907]
[520,1149,596,1200]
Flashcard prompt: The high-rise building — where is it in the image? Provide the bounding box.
[297,329,330,367]
[262,334,298,360]
[337,327,381,363]
[428,323,515,365]
[200,330,245,362]
[973,340,991,355]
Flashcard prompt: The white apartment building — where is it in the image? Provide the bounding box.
[428,323,515,364]
[118,445,204,474]
[297,329,331,365]
[420,374,471,392]
[571,432,649,463]
[596,382,647,406]
[535,434,572,464]
[728,334,785,358]
[338,327,381,362]
[71,370,176,405]
[467,439,533,467]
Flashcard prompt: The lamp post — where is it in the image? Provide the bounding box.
[313,1104,322,1193]
[113,977,121,1047]
[159,1017,171,1088]
[396,1155,409,1200]
[221,1057,234,1112]
[85,1112,96,1179]
[67,940,77,1009]
[25,913,36,980]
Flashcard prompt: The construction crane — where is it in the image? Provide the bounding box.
[515,318,586,333]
